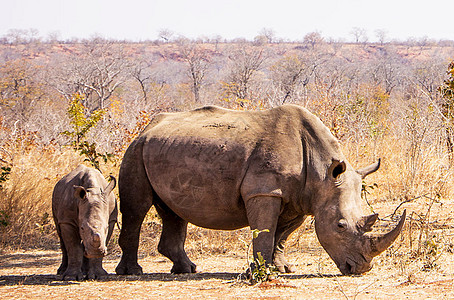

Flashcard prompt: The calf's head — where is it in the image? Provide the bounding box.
[314,159,405,275]
[74,176,116,258]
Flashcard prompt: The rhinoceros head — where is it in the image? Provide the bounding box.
[313,159,405,275]
[74,176,116,258]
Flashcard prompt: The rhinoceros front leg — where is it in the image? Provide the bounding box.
[245,196,282,270]
[86,257,108,279]
[59,223,85,281]
[273,215,306,273]
[155,200,196,274]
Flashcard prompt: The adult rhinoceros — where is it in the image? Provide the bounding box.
[115,104,405,276]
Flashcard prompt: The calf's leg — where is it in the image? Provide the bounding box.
[59,223,84,281]
[87,257,108,279]
[56,224,68,275]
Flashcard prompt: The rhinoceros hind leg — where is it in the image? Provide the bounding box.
[116,199,151,275]
[155,199,196,274]
[116,144,154,275]
[116,205,149,275]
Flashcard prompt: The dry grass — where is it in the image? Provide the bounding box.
[0,146,81,251]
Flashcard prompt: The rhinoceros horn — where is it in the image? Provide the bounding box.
[357,159,381,179]
[369,209,406,257]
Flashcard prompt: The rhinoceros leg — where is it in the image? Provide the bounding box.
[87,257,108,279]
[273,215,306,273]
[155,199,196,274]
[245,196,282,269]
[116,196,152,275]
[81,251,89,274]
[59,223,85,281]
[56,224,68,275]
[116,144,154,275]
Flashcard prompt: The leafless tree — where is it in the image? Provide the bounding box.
[224,43,269,101]
[158,28,174,43]
[130,59,154,103]
[303,31,325,49]
[271,54,314,104]
[52,38,128,112]
[0,59,48,127]
[369,49,403,95]
[351,27,368,44]
[375,29,388,45]
[177,38,211,102]
[259,28,276,43]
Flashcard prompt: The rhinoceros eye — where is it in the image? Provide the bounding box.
[337,219,348,231]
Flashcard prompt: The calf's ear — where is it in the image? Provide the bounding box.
[73,186,87,200]
[104,176,116,196]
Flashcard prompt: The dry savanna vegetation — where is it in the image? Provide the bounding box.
[1,32,454,298]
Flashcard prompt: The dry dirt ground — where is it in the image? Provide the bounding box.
[1,247,453,299]
[2,199,454,299]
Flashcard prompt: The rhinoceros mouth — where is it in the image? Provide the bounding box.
[85,253,105,258]
[84,248,107,258]
[339,257,372,275]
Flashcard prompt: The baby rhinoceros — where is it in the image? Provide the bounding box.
[52,165,117,281]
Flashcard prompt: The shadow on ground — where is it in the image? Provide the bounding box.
[0,272,340,286]
[0,252,60,269]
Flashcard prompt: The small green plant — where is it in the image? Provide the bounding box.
[250,251,278,284]
[61,93,114,172]
[422,236,441,271]
[0,165,11,189]
[0,210,9,227]
[242,229,279,285]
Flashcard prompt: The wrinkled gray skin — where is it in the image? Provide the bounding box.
[115,105,405,276]
[52,165,117,280]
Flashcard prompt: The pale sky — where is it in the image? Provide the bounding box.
[1,0,454,42]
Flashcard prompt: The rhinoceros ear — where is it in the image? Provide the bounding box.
[73,186,87,200]
[104,176,116,196]
[329,159,347,180]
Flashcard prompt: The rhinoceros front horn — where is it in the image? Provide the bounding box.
[369,209,406,257]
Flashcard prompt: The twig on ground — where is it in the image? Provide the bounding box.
[386,193,429,220]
